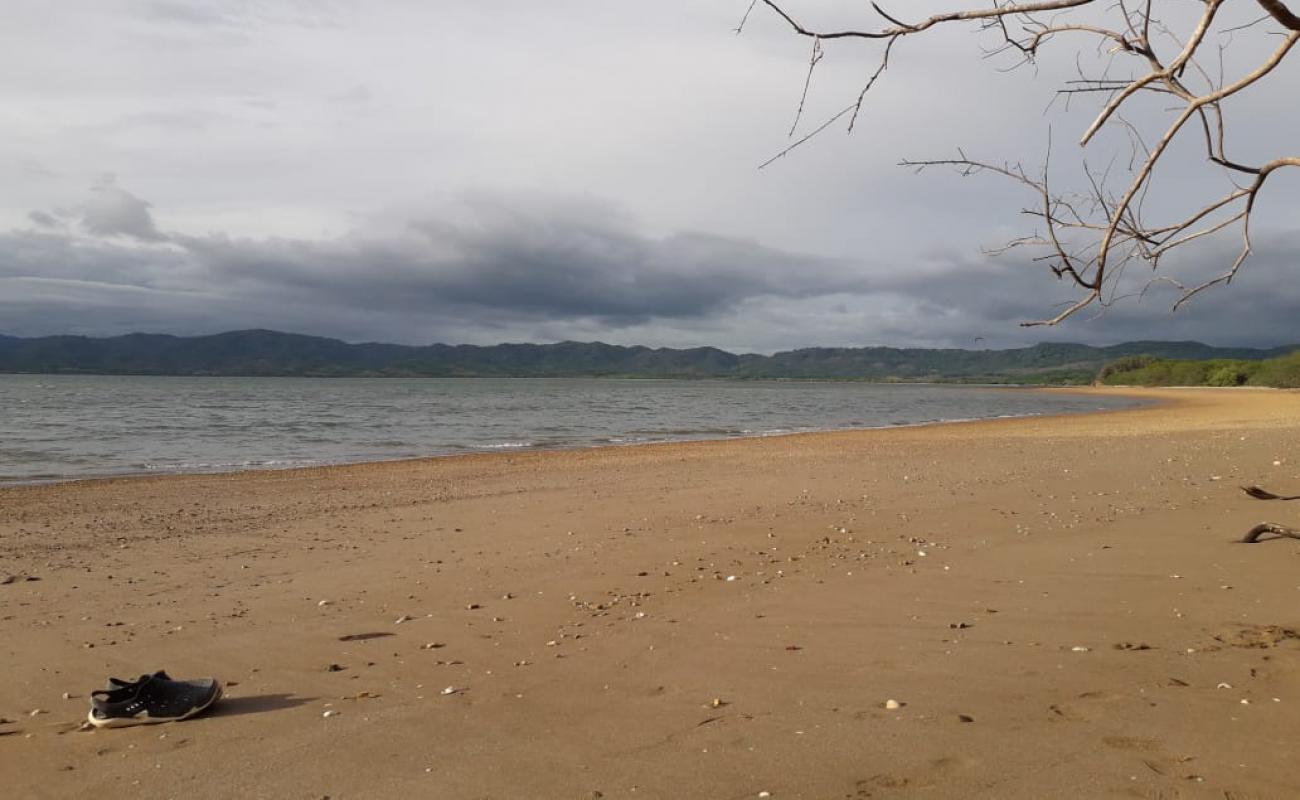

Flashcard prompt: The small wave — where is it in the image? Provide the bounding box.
[470,441,534,450]
[604,435,653,444]
[141,458,321,472]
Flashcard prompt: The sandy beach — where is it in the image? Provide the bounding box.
[3,386,1300,799]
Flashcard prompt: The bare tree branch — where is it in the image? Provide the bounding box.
[745,1,1299,325]
[1257,0,1300,30]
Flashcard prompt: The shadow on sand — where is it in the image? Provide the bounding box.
[209,693,316,719]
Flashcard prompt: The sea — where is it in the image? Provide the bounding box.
[0,375,1142,485]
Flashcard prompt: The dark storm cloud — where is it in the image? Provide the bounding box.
[2,188,865,341]
[863,232,1300,348]
[2,180,1295,350]
[194,231,832,322]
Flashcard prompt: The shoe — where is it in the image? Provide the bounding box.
[88,671,223,728]
[105,669,169,689]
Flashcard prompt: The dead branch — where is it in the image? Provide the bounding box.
[747,1,1299,326]
[1241,485,1300,501]
[1257,0,1300,30]
[1238,485,1300,543]
[1241,523,1300,543]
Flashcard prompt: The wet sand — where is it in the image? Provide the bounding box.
[2,387,1300,799]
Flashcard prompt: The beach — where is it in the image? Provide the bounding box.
[3,386,1300,799]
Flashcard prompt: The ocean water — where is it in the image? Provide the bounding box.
[0,375,1141,484]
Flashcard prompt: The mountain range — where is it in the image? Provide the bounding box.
[0,330,1295,383]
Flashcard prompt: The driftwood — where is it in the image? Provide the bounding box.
[1241,485,1300,501]
[1239,485,1300,542]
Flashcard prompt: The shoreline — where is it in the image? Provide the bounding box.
[0,385,1155,491]
[4,386,1299,799]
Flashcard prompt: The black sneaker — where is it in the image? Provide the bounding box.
[103,669,178,690]
[88,671,223,728]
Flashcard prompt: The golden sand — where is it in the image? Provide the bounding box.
[2,387,1299,799]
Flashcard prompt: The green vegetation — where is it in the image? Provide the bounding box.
[1,330,1296,384]
[1098,350,1300,388]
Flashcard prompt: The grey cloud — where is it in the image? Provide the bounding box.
[2,181,1295,352]
[861,233,1300,348]
[79,178,163,241]
[2,187,865,342]
[142,0,352,30]
[143,2,237,28]
[329,84,373,105]
[170,200,861,325]
[2,2,1295,351]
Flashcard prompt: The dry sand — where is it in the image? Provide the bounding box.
[3,387,1300,799]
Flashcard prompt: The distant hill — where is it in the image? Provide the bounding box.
[0,330,1294,383]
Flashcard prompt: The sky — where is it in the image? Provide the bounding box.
[2,0,1297,353]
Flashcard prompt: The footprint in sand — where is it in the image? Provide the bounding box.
[1048,690,1126,722]
[850,774,911,798]
[1101,735,1160,752]
[848,756,972,797]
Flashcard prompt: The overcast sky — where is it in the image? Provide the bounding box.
[2,1,1296,352]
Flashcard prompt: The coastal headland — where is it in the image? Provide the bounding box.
[3,387,1299,799]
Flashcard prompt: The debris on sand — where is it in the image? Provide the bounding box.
[1214,624,1300,649]
[338,632,395,642]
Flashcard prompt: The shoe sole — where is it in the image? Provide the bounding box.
[87,682,223,729]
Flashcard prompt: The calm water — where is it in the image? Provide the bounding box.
[0,375,1140,484]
